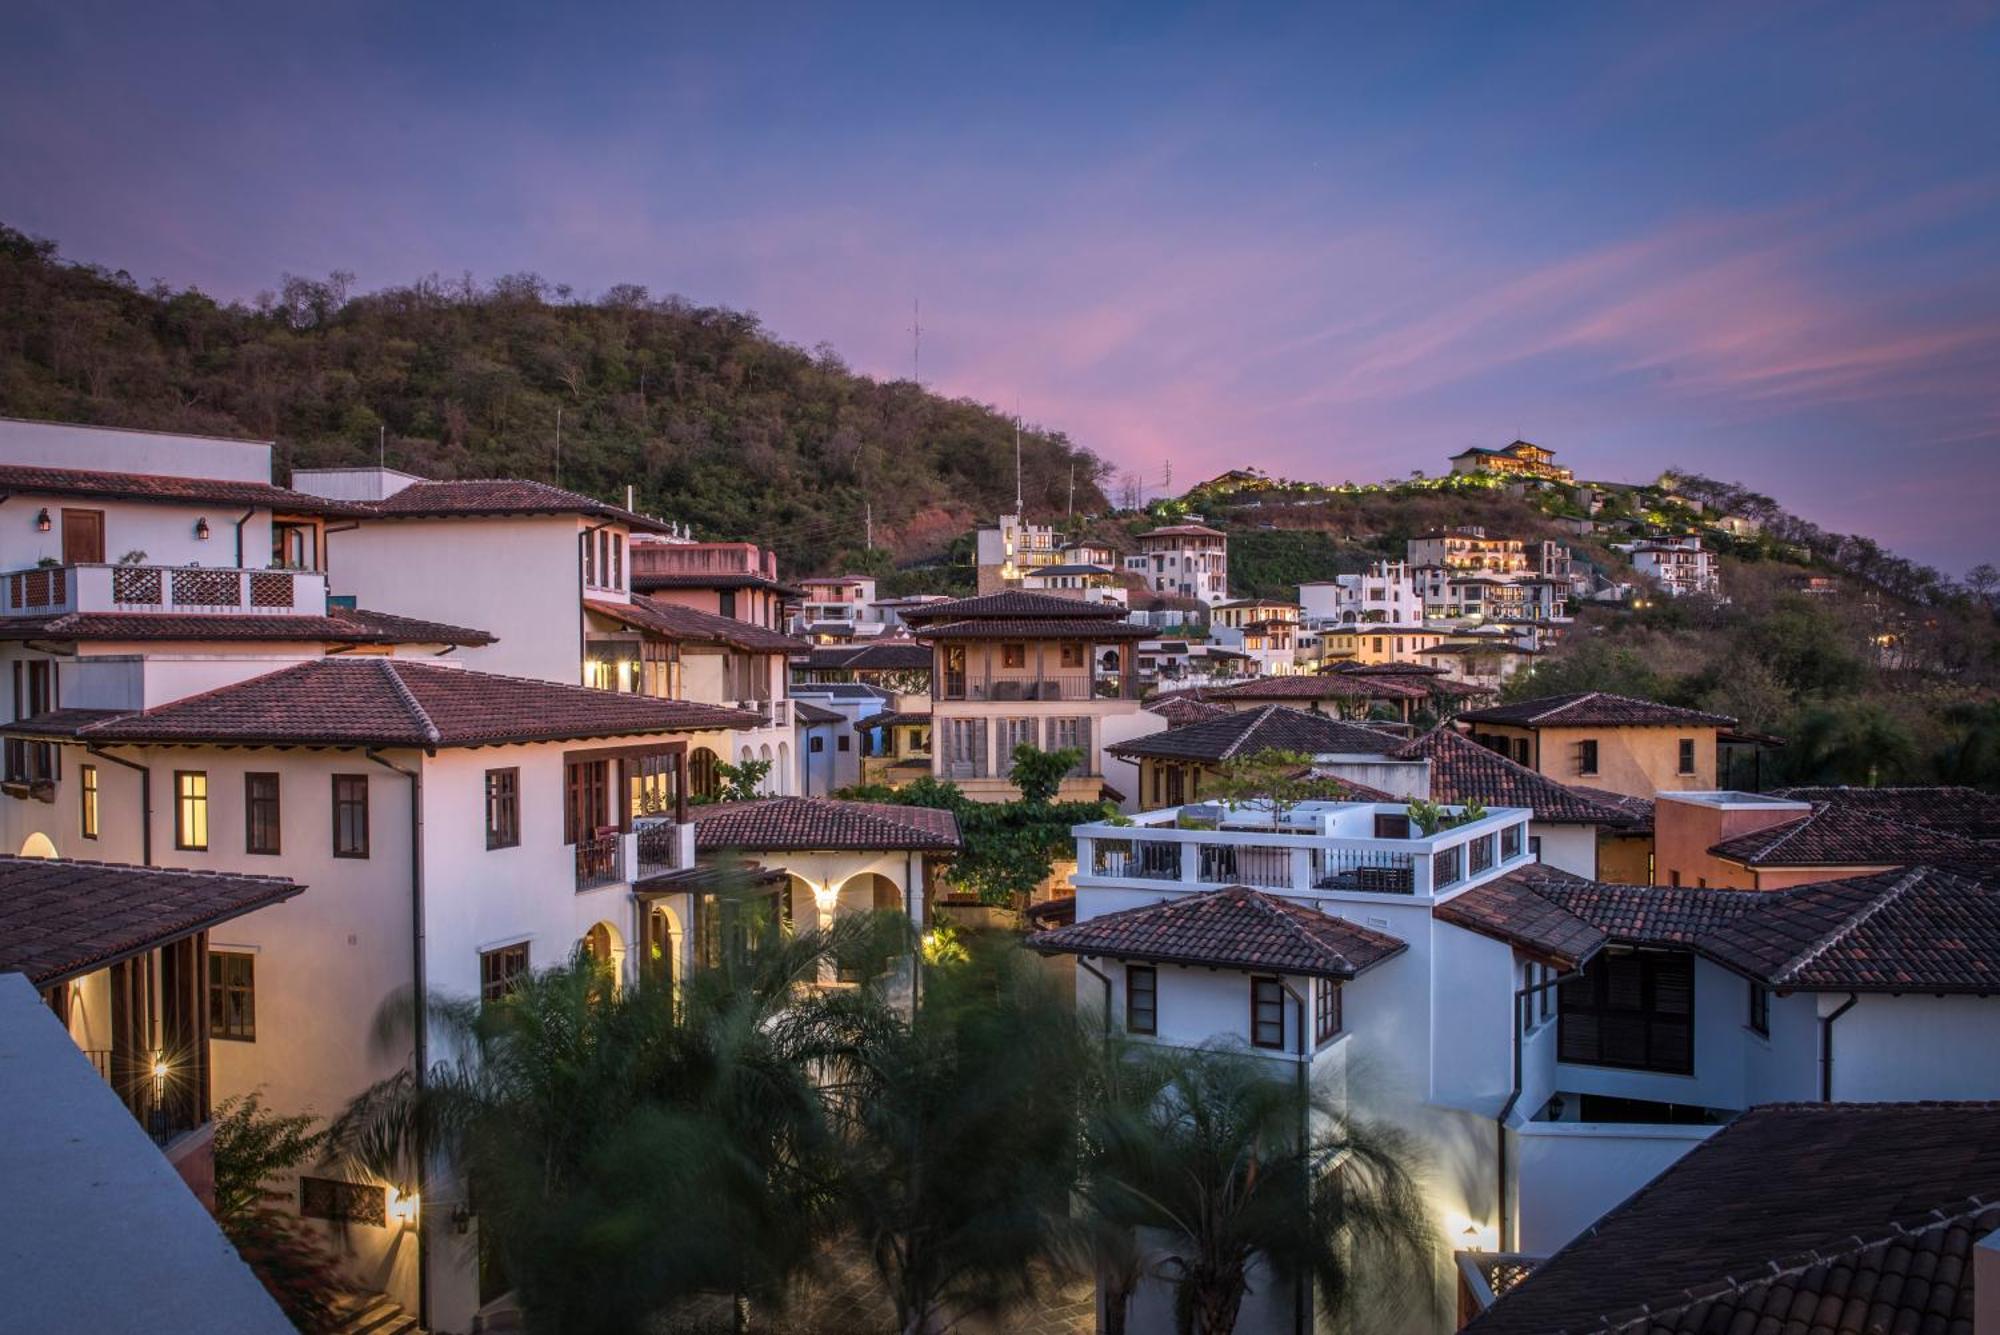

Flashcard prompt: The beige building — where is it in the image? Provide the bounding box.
[1455,691,1736,800]
[902,591,1157,803]
[1447,439,1574,482]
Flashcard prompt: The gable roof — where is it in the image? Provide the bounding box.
[898,590,1130,624]
[0,855,303,986]
[1432,870,1605,970]
[1109,705,1405,763]
[912,617,1150,641]
[586,595,807,654]
[1144,695,1235,727]
[1137,524,1227,539]
[1457,692,1735,729]
[630,570,803,596]
[804,642,933,673]
[1772,784,2000,845]
[1027,885,1407,981]
[0,610,494,646]
[690,797,961,852]
[1706,800,1997,874]
[1463,1101,2000,1335]
[363,478,671,531]
[1208,674,1433,702]
[1395,727,1637,825]
[38,659,758,749]
[0,462,371,516]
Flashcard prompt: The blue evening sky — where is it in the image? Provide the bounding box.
[3,1,1996,571]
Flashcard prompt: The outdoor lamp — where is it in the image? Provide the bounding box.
[194,517,211,541]
[34,508,50,532]
[388,1188,420,1229]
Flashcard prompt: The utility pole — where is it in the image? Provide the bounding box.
[1067,462,1076,519]
[865,500,874,551]
[555,407,564,485]
[910,298,922,386]
[378,423,385,468]
[1163,459,1173,496]
[1014,402,1023,514]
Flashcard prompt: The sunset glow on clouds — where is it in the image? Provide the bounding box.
[3,1,1996,570]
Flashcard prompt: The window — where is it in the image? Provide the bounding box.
[480,943,530,1003]
[1514,738,1530,765]
[1126,965,1157,1035]
[718,590,737,619]
[610,533,624,589]
[332,774,369,858]
[1678,738,1696,775]
[563,759,610,844]
[809,735,825,754]
[244,773,281,855]
[1059,642,1085,668]
[999,717,1039,756]
[174,771,209,851]
[208,951,255,1041]
[1047,717,1091,772]
[1251,977,1286,1049]
[1558,950,1693,1075]
[836,735,851,752]
[1748,982,1769,1036]
[1315,979,1341,1042]
[1575,738,1599,776]
[582,530,596,585]
[1000,643,1027,669]
[79,763,98,839]
[485,768,520,850]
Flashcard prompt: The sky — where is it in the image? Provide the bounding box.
[4,1,1998,575]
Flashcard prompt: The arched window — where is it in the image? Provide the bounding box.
[688,747,722,801]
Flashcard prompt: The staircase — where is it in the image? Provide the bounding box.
[330,1290,424,1335]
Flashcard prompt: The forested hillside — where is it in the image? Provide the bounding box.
[0,225,1109,574]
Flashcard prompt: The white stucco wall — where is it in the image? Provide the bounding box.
[1510,1120,1718,1253]
[1824,993,2000,1101]
[0,493,276,570]
[0,418,273,482]
[1528,822,1599,879]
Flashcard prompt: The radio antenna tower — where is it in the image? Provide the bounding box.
[1014,399,1023,513]
[910,298,922,386]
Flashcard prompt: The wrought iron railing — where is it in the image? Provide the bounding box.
[574,833,625,891]
[634,823,682,880]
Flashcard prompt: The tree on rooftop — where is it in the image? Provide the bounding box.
[1207,748,1358,825]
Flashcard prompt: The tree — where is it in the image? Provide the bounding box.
[1082,1047,1435,1335]
[327,885,903,1335]
[210,1094,348,1332]
[792,936,1095,1334]
[1207,748,1359,825]
[701,755,773,803]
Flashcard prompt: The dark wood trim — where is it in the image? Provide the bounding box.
[562,738,689,767]
[331,772,370,858]
[1250,974,1285,1050]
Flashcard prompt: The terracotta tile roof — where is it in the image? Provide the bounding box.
[1394,727,1639,825]
[586,595,807,653]
[1463,1101,2000,1335]
[1501,866,2000,993]
[40,659,759,749]
[1145,695,1234,727]
[1209,674,1431,702]
[803,642,933,673]
[1027,886,1408,980]
[791,700,844,725]
[1109,705,1405,763]
[1138,524,1227,539]
[1772,784,2000,845]
[912,617,1151,640]
[0,611,491,645]
[631,571,805,596]
[690,796,961,852]
[635,862,791,894]
[364,478,672,531]
[0,462,372,516]
[1323,660,1451,677]
[856,710,931,731]
[4,707,129,738]
[0,855,303,986]
[899,590,1130,624]
[1707,801,1998,873]
[1457,691,1735,729]
[1569,785,1654,834]
[1433,870,1605,970]
[324,606,497,645]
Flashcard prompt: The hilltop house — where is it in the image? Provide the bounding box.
[900,591,1159,803]
[1298,560,1424,628]
[791,574,882,641]
[973,512,1062,593]
[1456,692,1737,800]
[1448,440,1575,483]
[1124,523,1230,605]
[1621,534,1722,598]
[1407,526,1532,575]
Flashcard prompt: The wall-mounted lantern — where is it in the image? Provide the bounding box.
[34,508,50,532]
[194,517,211,541]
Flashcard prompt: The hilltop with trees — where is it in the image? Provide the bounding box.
[0,223,1110,577]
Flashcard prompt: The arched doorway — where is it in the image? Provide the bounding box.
[776,741,791,795]
[832,872,904,983]
[642,906,678,990]
[18,832,56,859]
[580,921,625,989]
[688,747,722,801]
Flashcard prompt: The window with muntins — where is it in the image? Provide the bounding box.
[1315,979,1341,1042]
[332,774,369,858]
[208,951,255,1041]
[174,771,208,851]
[1559,950,1693,1074]
[1678,738,1696,775]
[79,763,98,839]
[1748,982,1770,1036]
[480,943,530,1002]
[244,773,281,855]
[1126,965,1157,1035]
[1576,739,1600,776]
[485,768,520,849]
[1251,976,1285,1049]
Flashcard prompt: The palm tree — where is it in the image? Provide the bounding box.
[786,935,1096,1334]
[328,880,906,1335]
[1082,1047,1435,1335]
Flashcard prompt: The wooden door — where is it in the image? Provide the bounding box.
[61,509,105,564]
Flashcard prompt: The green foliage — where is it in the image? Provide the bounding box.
[1207,748,1360,823]
[1223,530,1358,600]
[210,1094,347,1332]
[1404,797,1486,835]
[700,756,772,804]
[1009,741,1083,805]
[0,223,1110,575]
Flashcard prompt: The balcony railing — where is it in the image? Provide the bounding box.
[79,1049,201,1148]
[1073,802,1533,900]
[733,698,792,729]
[634,821,685,880]
[574,833,625,891]
[1,563,329,618]
[938,673,1140,702]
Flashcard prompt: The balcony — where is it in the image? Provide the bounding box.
[734,698,793,729]
[1073,801,1533,900]
[576,820,698,891]
[938,673,1142,702]
[574,832,626,891]
[1,563,330,619]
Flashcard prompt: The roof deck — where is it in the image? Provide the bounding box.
[1073,799,1534,900]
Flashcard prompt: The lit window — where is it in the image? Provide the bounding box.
[174,771,208,851]
[79,763,98,840]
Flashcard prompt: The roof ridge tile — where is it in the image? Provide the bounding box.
[380,659,443,745]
